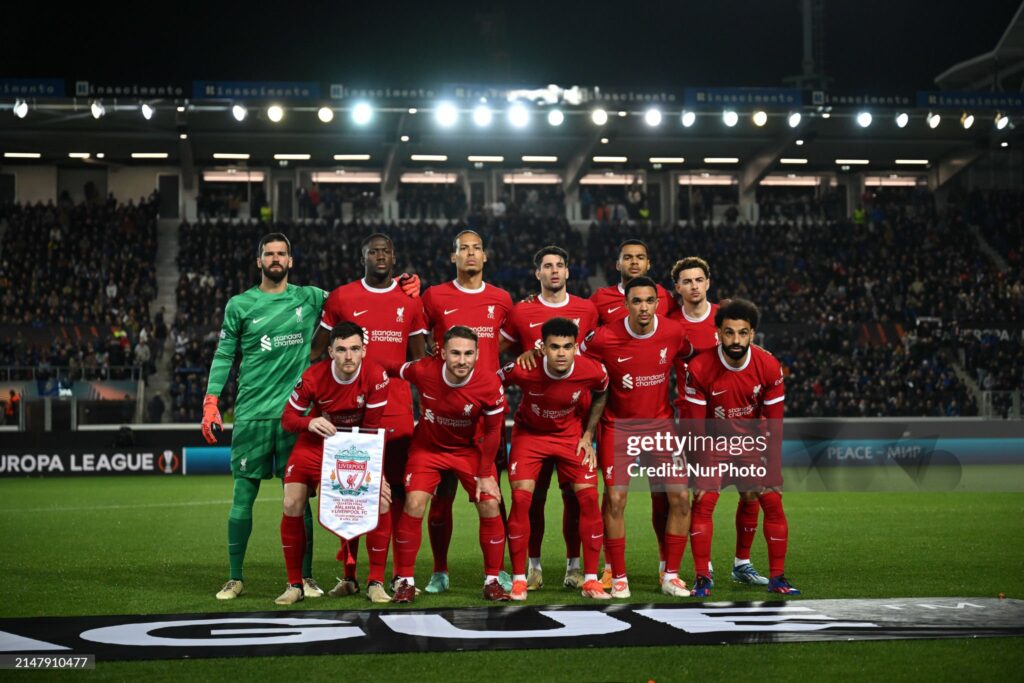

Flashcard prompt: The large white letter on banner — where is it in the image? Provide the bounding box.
[319,428,386,540]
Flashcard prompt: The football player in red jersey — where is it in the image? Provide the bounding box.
[420,230,514,594]
[276,322,392,605]
[667,257,769,588]
[590,239,673,326]
[500,317,611,600]
[310,234,429,601]
[391,326,509,603]
[682,299,800,597]
[499,245,599,591]
[581,276,695,599]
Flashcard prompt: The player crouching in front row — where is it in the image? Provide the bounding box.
[276,322,393,605]
[391,326,509,603]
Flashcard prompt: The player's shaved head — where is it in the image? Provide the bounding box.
[361,233,394,254]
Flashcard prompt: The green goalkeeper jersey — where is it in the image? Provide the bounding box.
[206,284,327,421]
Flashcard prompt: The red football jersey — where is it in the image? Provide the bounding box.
[320,278,427,417]
[590,282,673,326]
[581,315,692,422]
[682,345,785,420]
[500,294,599,352]
[400,356,505,453]
[667,301,719,411]
[422,280,513,374]
[283,358,391,459]
[499,355,608,438]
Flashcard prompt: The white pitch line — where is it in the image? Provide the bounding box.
[0,498,275,514]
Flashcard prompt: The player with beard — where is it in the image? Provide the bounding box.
[202,233,328,601]
[590,240,673,326]
[310,234,428,602]
[419,230,514,594]
[667,257,769,588]
[682,299,800,597]
[581,276,695,599]
[499,245,599,591]
[391,326,508,603]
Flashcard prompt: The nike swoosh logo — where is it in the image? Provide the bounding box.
[712,390,727,396]
[422,394,437,400]
[607,306,621,314]
[253,317,267,324]
[509,534,524,540]
[584,474,596,480]
[617,357,633,362]
[528,392,544,396]
[691,531,703,536]
[444,308,458,315]
[395,539,410,544]
[591,533,603,539]
[489,539,504,545]
[769,537,786,542]
[353,310,368,317]
[371,547,387,552]
[317,399,334,405]
[529,322,544,328]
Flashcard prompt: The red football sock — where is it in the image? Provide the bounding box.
[280,514,306,586]
[394,512,423,578]
[690,491,719,577]
[366,510,392,584]
[479,514,506,577]
[759,491,789,577]
[664,532,688,575]
[604,535,627,579]
[427,494,453,573]
[575,487,603,576]
[651,492,669,562]
[508,489,532,576]
[562,487,581,561]
[528,473,549,558]
[735,498,761,561]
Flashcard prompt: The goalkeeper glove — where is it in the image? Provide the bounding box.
[398,272,421,298]
[201,394,223,444]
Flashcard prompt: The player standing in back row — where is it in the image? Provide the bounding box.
[202,233,327,601]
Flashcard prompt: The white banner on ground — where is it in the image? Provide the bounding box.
[318,428,386,540]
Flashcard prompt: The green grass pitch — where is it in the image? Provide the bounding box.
[1,476,1022,681]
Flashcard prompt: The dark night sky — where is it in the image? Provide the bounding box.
[2,1,1018,92]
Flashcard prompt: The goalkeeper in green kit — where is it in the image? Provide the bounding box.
[201,233,328,600]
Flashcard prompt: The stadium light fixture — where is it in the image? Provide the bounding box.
[273,153,311,160]
[176,105,186,113]
[408,107,418,114]
[522,155,558,163]
[600,137,609,144]
[400,135,410,142]
[3,152,41,158]
[649,157,684,163]
[472,104,493,127]
[213,153,251,160]
[141,103,154,120]
[508,102,530,128]
[644,108,663,127]
[1002,141,1009,148]
[960,112,974,130]
[231,104,247,122]
[351,102,373,125]
[333,154,371,161]
[267,105,284,123]
[787,111,802,128]
[411,154,448,162]
[795,139,805,146]
[995,113,1009,130]
[179,133,188,140]
[131,153,169,159]
[722,110,738,127]
[467,155,504,162]
[835,158,869,165]
[317,107,335,123]
[779,158,808,164]
[752,110,768,127]
[435,101,458,127]
[681,110,696,127]
[704,157,739,163]
[926,112,940,129]
[90,100,105,119]
[856,112,872,128]
[96,153,105,159]
[547,109,564,126]
[593,156,627,163]
[68,152,90,159]
[821,111,831,119]
[895,159,928,165]
[895,112,909,128]
[13,99,28,119]
[591,108,608,126]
